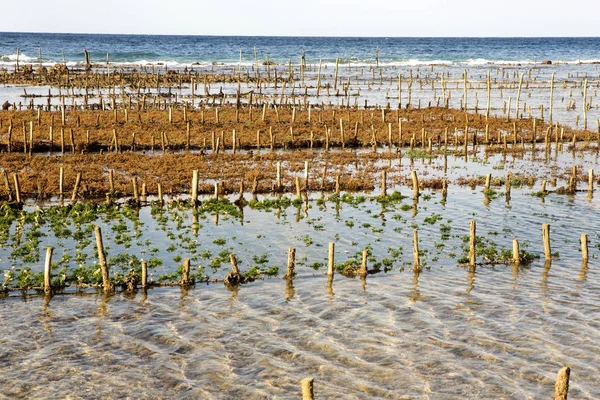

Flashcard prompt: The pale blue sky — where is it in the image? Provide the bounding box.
[2,0,598,36]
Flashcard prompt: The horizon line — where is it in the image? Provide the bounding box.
[1,31,599,39]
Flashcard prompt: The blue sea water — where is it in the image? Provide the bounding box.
[0,32,599,67]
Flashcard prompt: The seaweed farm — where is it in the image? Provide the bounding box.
[1,56,599,399]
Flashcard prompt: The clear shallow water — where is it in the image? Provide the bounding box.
[0,256,598,398]
[1,33,600,398]
[0,151,599,397]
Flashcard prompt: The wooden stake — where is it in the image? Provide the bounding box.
[132,177,139,203]
[327,242,335,276]
[44,247,53,294]
[230,254,240,275]
[512,239,520,264]
[581,233,588,261]
[553,366,570,400]
[13,173,21,204]
[484,173,491,192]
[411,170,419,198]
[469,220,476,266]
[94,226,112,291]
[286,247,296,278]
[276,161,282,190]
[71,172,81,202]
[181,258,191,285]
[59,167,64,197]
[141,260,148,288]
[413,230,421,270]
[359,249,368,276]
[301,377,314,400]
[191,169,199,205]
[549,73,555,125]
[542,223,552,261]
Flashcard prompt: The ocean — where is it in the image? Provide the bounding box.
[1,33,600,67]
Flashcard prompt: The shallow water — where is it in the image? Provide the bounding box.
[0,256,598,398]
[1,148,599,397]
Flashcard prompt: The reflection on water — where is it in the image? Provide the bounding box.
[0,264,598,399]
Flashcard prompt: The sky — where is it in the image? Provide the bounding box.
[1,0,599,37]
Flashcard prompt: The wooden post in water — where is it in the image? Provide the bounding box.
[44,247,53,294]
[581,234,588,261]
[469,220,476,266]
[94,226,112,291]
[230,254,240,276]
[295,177,301,198]
[411,170,419,198]
[71,172,81,202]
[588,169,594,193]
[413,230,421,271]
[191,169,199,205]
[327,242,335,276]
[381,170,387,196]
[553,366,570,400]
[59,167,64,198]
[484,173,491,192]
[141,260,148,288]
[276,161,282,191]
[542,224,552,261]
[12,173,22,204]
[512,239,520,264]
[549,73,555,125]
[132,177,139,204]
[157,183,163,205]
[359,249,368,277]
[301,377,314,400]
[109,169,115,192]
[181,258,191,285]
[286,247,296,278]
[316,60,322,96]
